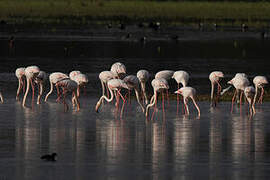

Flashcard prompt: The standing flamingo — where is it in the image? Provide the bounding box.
[123,75,145,112]
[110,62,126,79]
[15,67,26,100]
[95,79,130,113]
[155,70,174,105]
[209,71,224,107]
[35,71,47,104]
[172,70,189,112]
[253,76,268,104]
[72,73,88,107]
[228,73,250,112]
[55,79,80,111]
[174,87,200,117]
[244,86,256,115]
[137,70,150,104]
[145,78,169,117]
[44,72,69,102]
[22,65,40,107]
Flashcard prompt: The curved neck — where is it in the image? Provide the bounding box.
[45,81,53,102]
[22,78,30,107]
[253,85,258,105]
[135,88,145,112]
[146,91,157,116]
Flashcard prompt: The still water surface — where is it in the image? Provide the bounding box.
[0,31,270,179]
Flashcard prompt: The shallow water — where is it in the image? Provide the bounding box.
[0,30,270,179]
[1,98,270,180]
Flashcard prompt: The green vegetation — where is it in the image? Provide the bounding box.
[1,0,270,26]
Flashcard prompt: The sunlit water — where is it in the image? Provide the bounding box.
[0,30,270,179]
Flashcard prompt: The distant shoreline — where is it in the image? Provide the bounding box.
[1,1,270,27]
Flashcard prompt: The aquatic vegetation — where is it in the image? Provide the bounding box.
[1,1,270,26]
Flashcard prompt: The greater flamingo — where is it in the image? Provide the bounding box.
[15,67,26,100]
[123,75,145,112]
[136,70,150,104]
[172,70,189,112]
[155,70,174,104]
[174,87,200,117]
[99,71,118,100]
[253,76,268,104]
[22,65,40,107]
[95,79,130,113]
[55,79,80,111]
[72,73,88,107]
[0,92,3,103]
[145,78,169,118]
[228,73,250,112]
[244,86,256,115]
[110,62,126,79]
[69,70,81,80]
[44,72,69,102]
[209,71,224,107]
[35,71,47,104]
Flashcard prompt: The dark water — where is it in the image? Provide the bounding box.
[0,30,270,179]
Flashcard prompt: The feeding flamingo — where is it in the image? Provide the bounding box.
[110,62,126,79]
[69,70,81,80]
[15,67,26,101]
[35,71,47,104]
[155,70,174,105]
[22,65,40,107]
[99,71,118,100]
[44,72,69,102]
[244,86,256,115]
[209,71,224,107]
[174,87,200,117]
[172,70,189,111]
[137,69,150,104]
[145,78,169,118]
[123,75,145,112]
[95,79,130,113]
[253,76,268,104]
[55,79,80,111]
[228,73,250,112]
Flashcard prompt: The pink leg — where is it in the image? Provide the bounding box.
[176,83,179,115]
[56,85,61,102]
[259,87,264,104]
[128,90,131,105]
[231,90,237,113]
[30,79,35,102]
[166,89,170,107]
[151,95,157,121]
[162,91,165,115]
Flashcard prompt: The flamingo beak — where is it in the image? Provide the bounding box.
[174,90,181,94]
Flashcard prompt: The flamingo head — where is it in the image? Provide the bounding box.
[174,89,182,94]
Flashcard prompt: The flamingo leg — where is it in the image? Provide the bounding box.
[166,89,170,107]
[151,94,157,121]
[177,83,179,115]
[259,87,264,104]
[16,78,22,100]
[162,91,165,115]
[30,79,35,102]
[56,85,61,102]
[231,90,237,113]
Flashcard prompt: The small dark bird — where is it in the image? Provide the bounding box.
[140,36,147,43]
[137,22,144,28]
[170,35,179,41]
[0,20,7,25]
[242,24,248,32]
[107,23,112,29]
[41,153,57,161]
[119,23,125,30]
[125,33,131,39]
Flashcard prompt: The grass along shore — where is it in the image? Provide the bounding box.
[1,1,270,26]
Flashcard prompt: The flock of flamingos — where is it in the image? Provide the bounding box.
[2,62,267,117]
